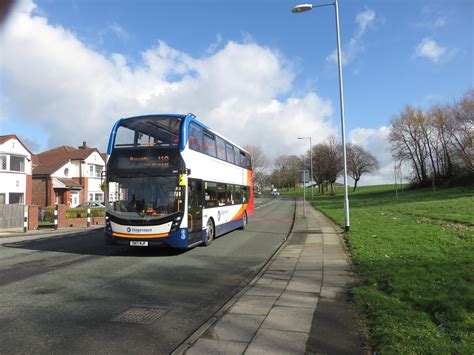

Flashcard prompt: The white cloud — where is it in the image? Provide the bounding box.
[327,8,376,66]
[0,2,336,164]
[348,126,397,185]
[415,37,447,63]
[414,37,458,64]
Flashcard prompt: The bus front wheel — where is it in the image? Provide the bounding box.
[204,219,215,246]
[240,211,248,230]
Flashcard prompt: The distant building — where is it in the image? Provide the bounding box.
[0,135,33,204]
[32,141,107,207]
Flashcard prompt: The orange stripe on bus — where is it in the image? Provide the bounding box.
[230,204,248,221]
[112,232,169,238]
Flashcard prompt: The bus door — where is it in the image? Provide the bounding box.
[188,179,203,244]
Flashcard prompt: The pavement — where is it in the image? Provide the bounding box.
[0,225,103,244]
[174,198,365,355]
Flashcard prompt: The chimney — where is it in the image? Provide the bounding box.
[79,141,87,149]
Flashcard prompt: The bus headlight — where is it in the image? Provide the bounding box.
[170,216,182,232]
[105,215,112,231]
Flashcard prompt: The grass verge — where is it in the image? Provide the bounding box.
[282,185,473,353]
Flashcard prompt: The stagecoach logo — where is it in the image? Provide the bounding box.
[217,211,221,222]
[126,227,153,233]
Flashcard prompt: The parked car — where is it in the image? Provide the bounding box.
[271,188,280,196]
[76,201,105,208]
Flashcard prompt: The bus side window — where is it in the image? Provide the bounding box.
[217,184,226,206]
[242,186,249,203]
[245,154,252,170]
[234,186,243,204]
[204,132,217,157]
[226,185,235,205]
[226,144,234,164]
[216,137,226,160]
[240,152,246,167]
[205,182,218,208]
[234,148,240,166]
[189,123,204,152]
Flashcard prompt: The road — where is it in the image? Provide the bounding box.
[0,197,295,354]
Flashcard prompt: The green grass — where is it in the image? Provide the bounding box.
[284,184,474,353]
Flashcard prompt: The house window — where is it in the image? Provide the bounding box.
[64,168,69,176]
[54,192,59,204]
[89,193,94,201]
[89,165,94,177]
[0,193,5,204]
[10,156,25,172]
[95,165,103,178]
[9,193,24,204]
[0,155,6,170]
[94,193,103,201]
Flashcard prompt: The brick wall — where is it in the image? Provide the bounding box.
[28,205,38,230]
[32,177,47,207]
[57,204,67,228]
[26,175,32,205]
[64,216,104,228]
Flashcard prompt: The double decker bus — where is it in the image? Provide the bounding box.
[104,114,254,249]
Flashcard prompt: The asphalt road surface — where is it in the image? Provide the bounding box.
[0,197,295,354]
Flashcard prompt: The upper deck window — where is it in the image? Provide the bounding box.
[216,137,226,160]
[225,144,235,164]
[114,116,181,149]
[203,132,217,157]
[185,120,252,170]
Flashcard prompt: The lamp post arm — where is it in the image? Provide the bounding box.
[312,3,336,9]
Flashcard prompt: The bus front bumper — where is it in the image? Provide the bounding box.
[104,228,191,249]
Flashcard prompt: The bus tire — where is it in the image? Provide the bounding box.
[204,219,215,246]
[240,211,248,230]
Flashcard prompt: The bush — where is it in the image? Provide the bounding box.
[41,206,56,223]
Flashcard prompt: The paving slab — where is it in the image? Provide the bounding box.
[261,306,314,333]
[275,290,318,309]
[207,314,265,342]
[229,295,277,316]
[245,328,309,355]
[186,338,247,355]
[287,277,321,293]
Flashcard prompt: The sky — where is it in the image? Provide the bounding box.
[0,0,472,185]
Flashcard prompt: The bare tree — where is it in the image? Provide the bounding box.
[271,155,302,190]
[450,90,474,173]
[309,136,343,194]
[244,145,268,191]
[389,106,430,186]
[347,143,379,191]
[389,90,473,186]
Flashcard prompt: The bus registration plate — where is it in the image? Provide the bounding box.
[130,241,148,246]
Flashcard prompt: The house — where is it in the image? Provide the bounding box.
[32,142,107,207]
[0,135,33,205]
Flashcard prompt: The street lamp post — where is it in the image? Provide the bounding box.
[298,137,313,200]
[292,0,350,231]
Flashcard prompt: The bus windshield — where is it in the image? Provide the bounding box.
[107,175,184,221]
[114,116,182,148]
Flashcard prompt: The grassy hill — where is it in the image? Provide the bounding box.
[283,184,473,353]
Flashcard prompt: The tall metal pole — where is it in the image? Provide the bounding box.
[309,137,314,200]
[334,0,350,231]
[303,170,306,217]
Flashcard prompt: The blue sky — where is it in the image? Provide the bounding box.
[0,0,472,184]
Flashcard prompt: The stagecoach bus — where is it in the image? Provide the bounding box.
[104,114,254,248]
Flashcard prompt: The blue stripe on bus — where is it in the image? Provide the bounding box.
[215,219,243,237]
[107,119,123,155]
[181,114,211,152]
